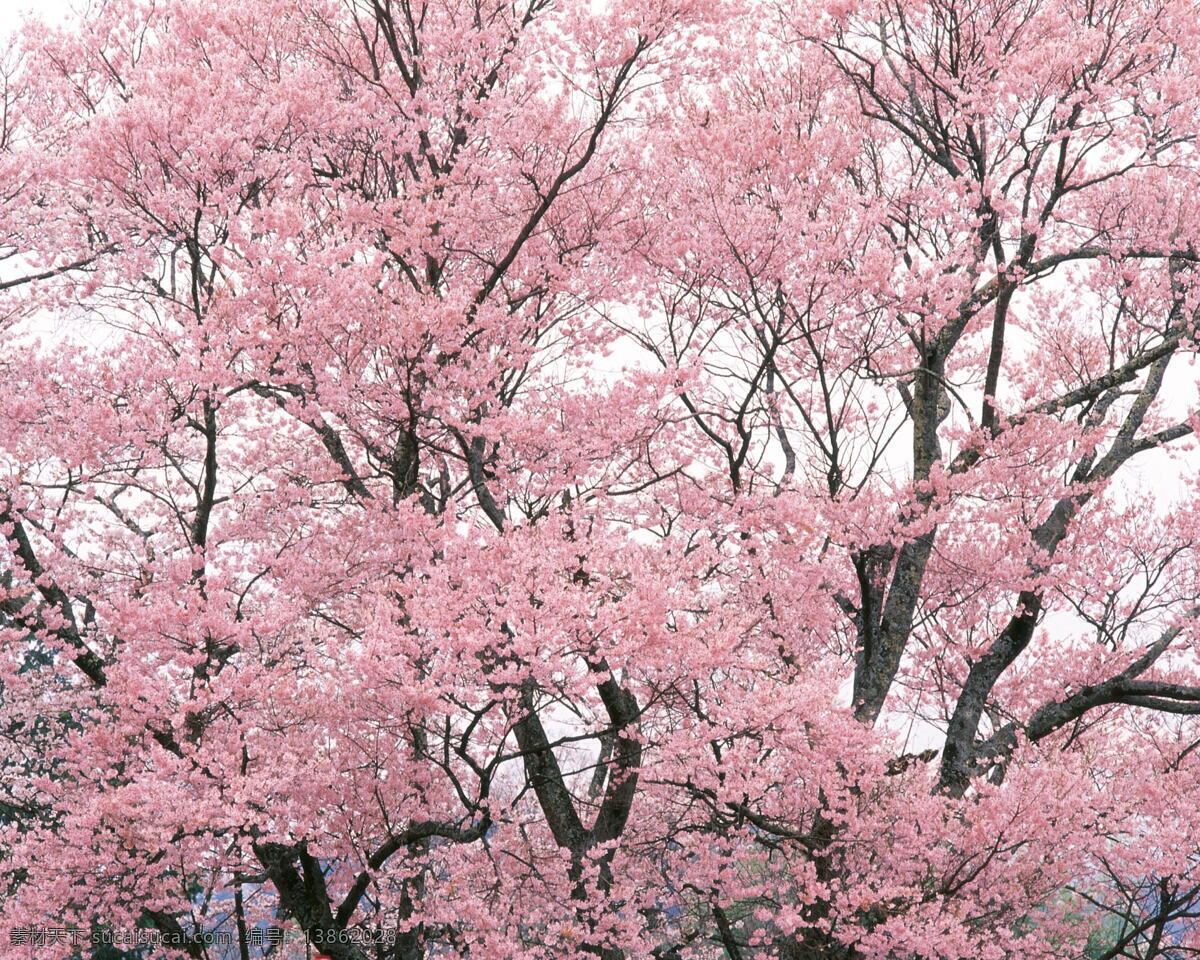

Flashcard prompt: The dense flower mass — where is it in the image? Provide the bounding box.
[2,0,1200,957]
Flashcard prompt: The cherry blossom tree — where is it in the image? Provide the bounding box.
[3,0,1200,958]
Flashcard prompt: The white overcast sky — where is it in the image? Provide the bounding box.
[0,0,73,37]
